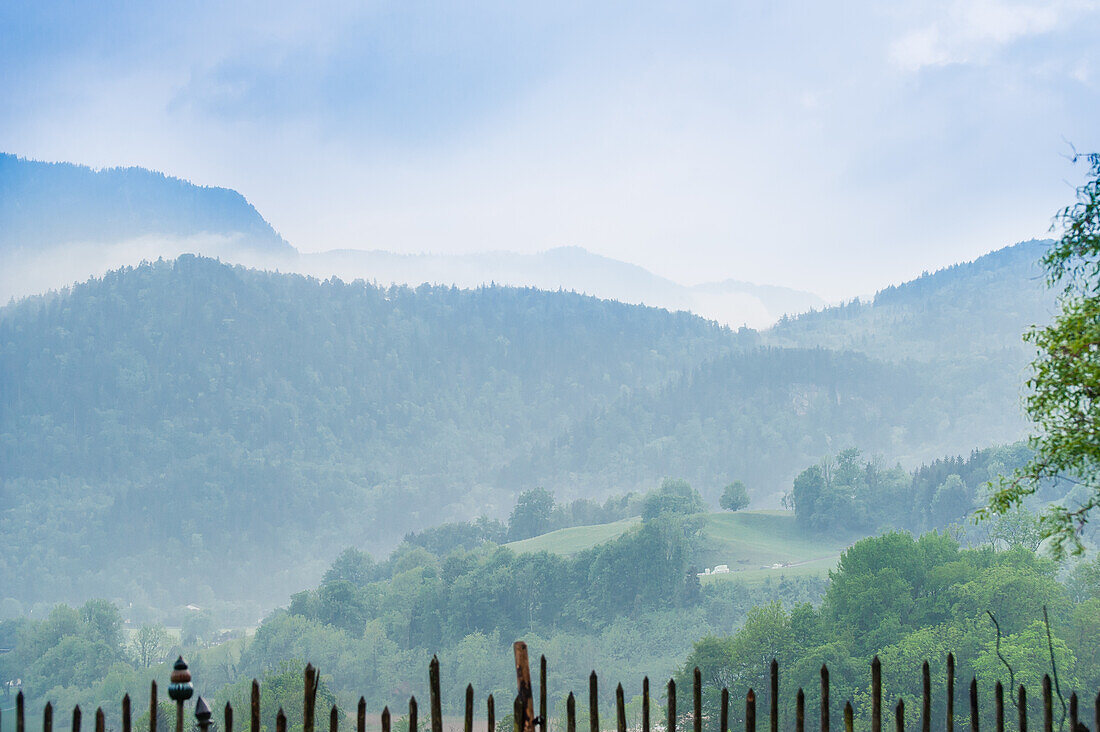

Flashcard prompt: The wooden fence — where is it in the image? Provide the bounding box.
[4,642,1097,732]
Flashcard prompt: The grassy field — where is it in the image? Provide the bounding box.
[696,510,850,567]
[505,510,852,583]
[504,516,641,555]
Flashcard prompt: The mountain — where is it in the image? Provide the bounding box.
[0,153,826,326]
[510,241,1055,503]
[0,154,295,303]
[0,256,738,612]
[298,247,827,328]
[765,239,1056,362]
[0,239,1054,614]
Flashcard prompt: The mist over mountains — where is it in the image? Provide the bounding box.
[297,248,827,328]
[0,154,295,302]
[0,152,1056,617]
[0,153,822,327]
[0,243,1048,613]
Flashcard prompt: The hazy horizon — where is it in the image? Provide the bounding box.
[3,1,1099,299]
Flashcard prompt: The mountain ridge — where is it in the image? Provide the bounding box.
[0,238,1053,612]
[0,153,827,326]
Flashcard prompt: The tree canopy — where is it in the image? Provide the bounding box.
[719,481,750,511]
[986,153,1100,556]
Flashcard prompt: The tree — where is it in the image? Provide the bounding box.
[79,599,124,650]
[507,488,557,541]
[132,623,170,668]
[677,635,736,723]
[986,153,1100,556]
[720,481,750,511]
[987,507,1043,551]
[322,548,376,586]
[181,610,217,647]
[641,478,707,521]
[930,474,970,526]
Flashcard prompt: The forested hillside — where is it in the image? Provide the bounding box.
[766,240,1055,362]
[516,242,1050,500]
[0,256,737,612]
[0,239,1054,614]
[0,154,295,303]
[0,154,291,256]
[511,346,1029,502]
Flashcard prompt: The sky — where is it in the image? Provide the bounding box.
[1,0,1098,300]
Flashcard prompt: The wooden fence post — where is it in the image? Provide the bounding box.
[872,656,882,732]
[694,668,702,732]
[795,689,804,732]
[251,681,261,732]
[995,682,1004,732]
[896,700,904,732]
[540,657,547,732]
[150,681,157,732]
[970,678,979,732]
[590,674,600,732]
[668,680,676,732]
[1042,676,1052,732]
[642,678,650,732]
[821,665,830,732]
[430,656,443,732]
[72,707,81,732]
[304,665,318,732]
[514,643,536,732]
[616,685,626,732]
[123,694,131,732]
[195,697,212,732]
[745,690,755,732]
[169,658,193,732]
[1017,686,1026,732]
[947,654,955,732]
[770,660,778,732]
[465,686,474,732]
[922,662,931,732]
[45,702,53,732]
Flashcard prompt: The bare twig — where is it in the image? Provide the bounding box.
[987,611,1016,692]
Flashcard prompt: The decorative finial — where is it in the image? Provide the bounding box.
[168,657,194,702]
[195,697,212,730]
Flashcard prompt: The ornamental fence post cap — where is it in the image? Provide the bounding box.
[168,656,194,702]
[195,697,212,723]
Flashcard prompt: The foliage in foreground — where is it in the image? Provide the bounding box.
[677,532,1100,729]
[987,154,1100,556]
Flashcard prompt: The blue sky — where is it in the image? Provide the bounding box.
[1,0,1098,298]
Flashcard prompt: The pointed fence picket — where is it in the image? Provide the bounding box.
[7,642,1097,732]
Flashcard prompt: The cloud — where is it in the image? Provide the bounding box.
[1,1,1098,300]
[889,0,1093,71]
